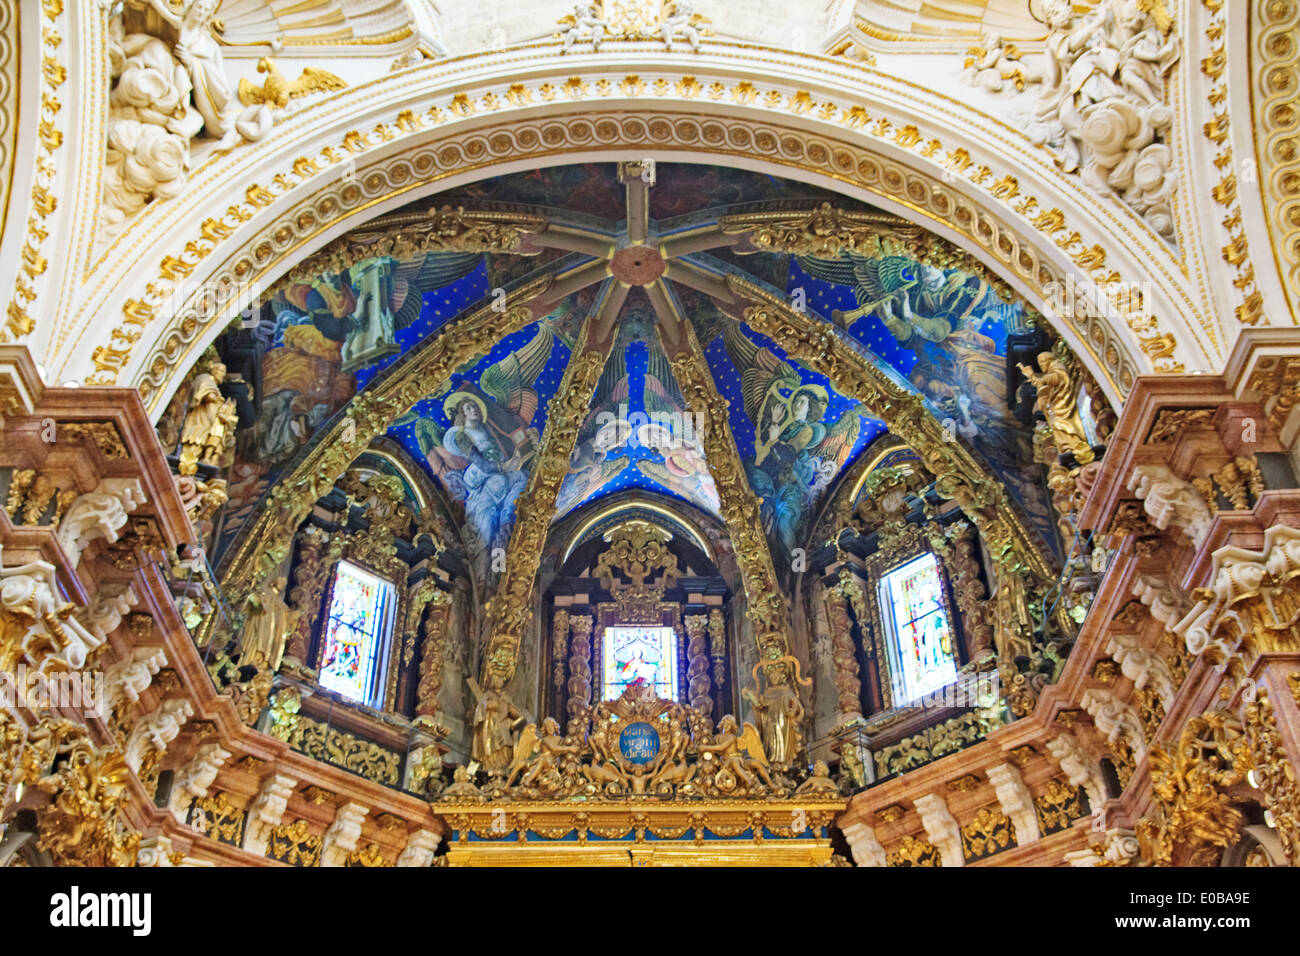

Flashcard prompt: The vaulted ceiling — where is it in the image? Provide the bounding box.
[208,162,1073,580]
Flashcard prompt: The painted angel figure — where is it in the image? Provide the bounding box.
[722,323,863,553]
[633,345,721,513]
[397,325,551,560]
[797,253,989,345]
[286,251,482,373]
[556,349,632,512]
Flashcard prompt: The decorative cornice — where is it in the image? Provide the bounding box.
[1251,0,1300,322]
[51,51,1192,406]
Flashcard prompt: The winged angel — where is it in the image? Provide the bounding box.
[796,253,994,347]
[394,325,552,561]
[280,251,483,372]
[795,252,1012,438]
[722,323,863,553]
[556,348,633,513]
[633,345,720,513]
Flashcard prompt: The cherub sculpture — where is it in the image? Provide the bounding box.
[698,715,777,794]
[505,717,580,793]
[443,765,483,798]
[559,2,608,53]
[795,761,841,794]
[661,1,709,53]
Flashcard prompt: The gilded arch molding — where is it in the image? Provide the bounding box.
[1250,0,1300,320]
[47,47,1215,410]
[119,107,1145,410]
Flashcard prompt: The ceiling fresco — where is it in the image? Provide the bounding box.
[699,313,888,556]
[205,162,1066,574]
[783,255,1059,559]
[553,295,721,522]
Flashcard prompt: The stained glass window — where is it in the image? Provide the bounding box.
[602,625,679,701]
[320,560,395,705]
[880,553,957,704]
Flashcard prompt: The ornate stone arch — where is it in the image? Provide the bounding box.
[44,47,1212,408]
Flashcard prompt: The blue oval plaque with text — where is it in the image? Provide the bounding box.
[618,721,660,764]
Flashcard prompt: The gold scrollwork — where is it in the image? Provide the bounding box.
[286,713,402,787]
[1140,708,1250,866]
[960,806,1015,861]
[887,834,940,867]
[481,312,611,690]
[188,791,247,845]
[1034,778,1088,835]
[267,819,323,867]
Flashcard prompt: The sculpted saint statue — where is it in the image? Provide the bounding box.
[237,577,297,673]
[741,658,811,769]
[178,362,238,475]
[1018,351,1095,464]
[127,0,272,149]
[468,678,523,776]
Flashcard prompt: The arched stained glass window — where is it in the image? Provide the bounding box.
[320,560,396,705]
[602,625,679,701]
[879,552,958,705]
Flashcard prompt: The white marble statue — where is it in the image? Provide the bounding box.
[560,3,609,53]
[102,0,273,233]
[964,0,1180,240]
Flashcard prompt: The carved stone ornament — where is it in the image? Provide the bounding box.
[1174,525,1300,663]
[965,0,1181,240]
[0,545,101,674]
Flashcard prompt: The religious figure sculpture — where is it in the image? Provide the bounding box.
[741,658,811,770]
[558,3,609,53]
[839,740,867,789]
[127,0,273,150]
[101,27,202,230]
[966,0,1180,239]
[1018,351,1095,464]
[697,715,778,793]
[468,679,523,777]
[505,717,581,793]
[443,765,483,798]
[795,761,841,794]
[661,1,707,53]
[102,0,275,232]
[178,362,238,475]
[237,577,297,673]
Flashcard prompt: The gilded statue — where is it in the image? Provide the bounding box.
[741,657,811,769]
[647,712,696,791]
[839,741,867,789]
[468,679,523,777]
[505,717,580,793]
[698,715,778,794]
[991,554,1035,665]
[1018,350,1094,464]
[795,761,841,794]
[443,765,483,798]
[237,577,297,673]
[178,362,238,475]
